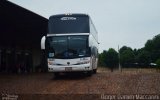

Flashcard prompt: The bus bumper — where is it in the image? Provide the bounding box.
[48,64,92,72]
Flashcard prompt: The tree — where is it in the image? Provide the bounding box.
[155,59,160,69]
[119,46,132,54]
[152,34,160,50]
[145,34,160,51]
[120,49,135,67]
[98,48,119,71]
[98,53,104,66]
[105,48,119,71]
[145,39,154,51]
[119,46,135,67]
[136,50,150,66]
[99,34,160,68]
[133,48,138,56]
[144,34,160,63]
[98,50,107,67]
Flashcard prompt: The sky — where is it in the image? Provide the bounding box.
[9,0,160,52]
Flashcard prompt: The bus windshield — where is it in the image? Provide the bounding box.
[46,35,90,59]
[48,16,89,33]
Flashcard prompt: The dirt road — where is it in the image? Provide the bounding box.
[0,68,160,99]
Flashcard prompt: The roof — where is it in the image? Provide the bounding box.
[0,0,48,48]
[49,13,89,19]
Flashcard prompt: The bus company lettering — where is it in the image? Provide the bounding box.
[61,17,76,21]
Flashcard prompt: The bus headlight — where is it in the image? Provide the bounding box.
[48,58,54,65]
[84,61,90,64]
[78,61,90,64]
[48,61,54,65]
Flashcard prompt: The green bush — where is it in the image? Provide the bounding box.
[155,59,160,69]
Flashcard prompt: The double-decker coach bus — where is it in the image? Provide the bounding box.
[41,13,98,76]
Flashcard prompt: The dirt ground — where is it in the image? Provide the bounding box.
[0,67,160,100]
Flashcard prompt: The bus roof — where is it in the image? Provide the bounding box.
[49,13,89,19]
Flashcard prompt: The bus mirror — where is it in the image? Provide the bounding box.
[41,36,46,50]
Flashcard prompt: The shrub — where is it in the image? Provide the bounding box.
[155,59,160,69]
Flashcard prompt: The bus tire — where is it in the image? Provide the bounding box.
[87,71,92,76]
[93,69,97,74]
[54,72,60,78]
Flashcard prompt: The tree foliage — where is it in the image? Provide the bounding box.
[136,50,150,65]
[144,34,160,63]
[145,40,154,51]
[119,46,132,54]
[105,48,118,68]
[120,46,135,67]
[155,59,160,69]
[98,50,107,66]
[98,34,160,68]
[98,48,118,69]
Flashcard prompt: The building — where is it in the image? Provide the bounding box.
[0,0,48,73]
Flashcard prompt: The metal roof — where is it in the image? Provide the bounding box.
[0,0,48,48]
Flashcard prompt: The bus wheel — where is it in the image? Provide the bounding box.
[54,72,60,78]
[93,69,97,74]
[87,71,92,76]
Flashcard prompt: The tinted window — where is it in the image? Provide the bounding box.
[47,36,67,58]
[48,16,89,33]
[46,35,90,59]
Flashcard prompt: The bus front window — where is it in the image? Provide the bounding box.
[68,36,88,57]
[47,36,90,59]
[47,36,67,58]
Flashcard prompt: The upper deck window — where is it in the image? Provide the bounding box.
[48,16,89,33]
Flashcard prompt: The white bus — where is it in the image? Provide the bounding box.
[41,14,98,76]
